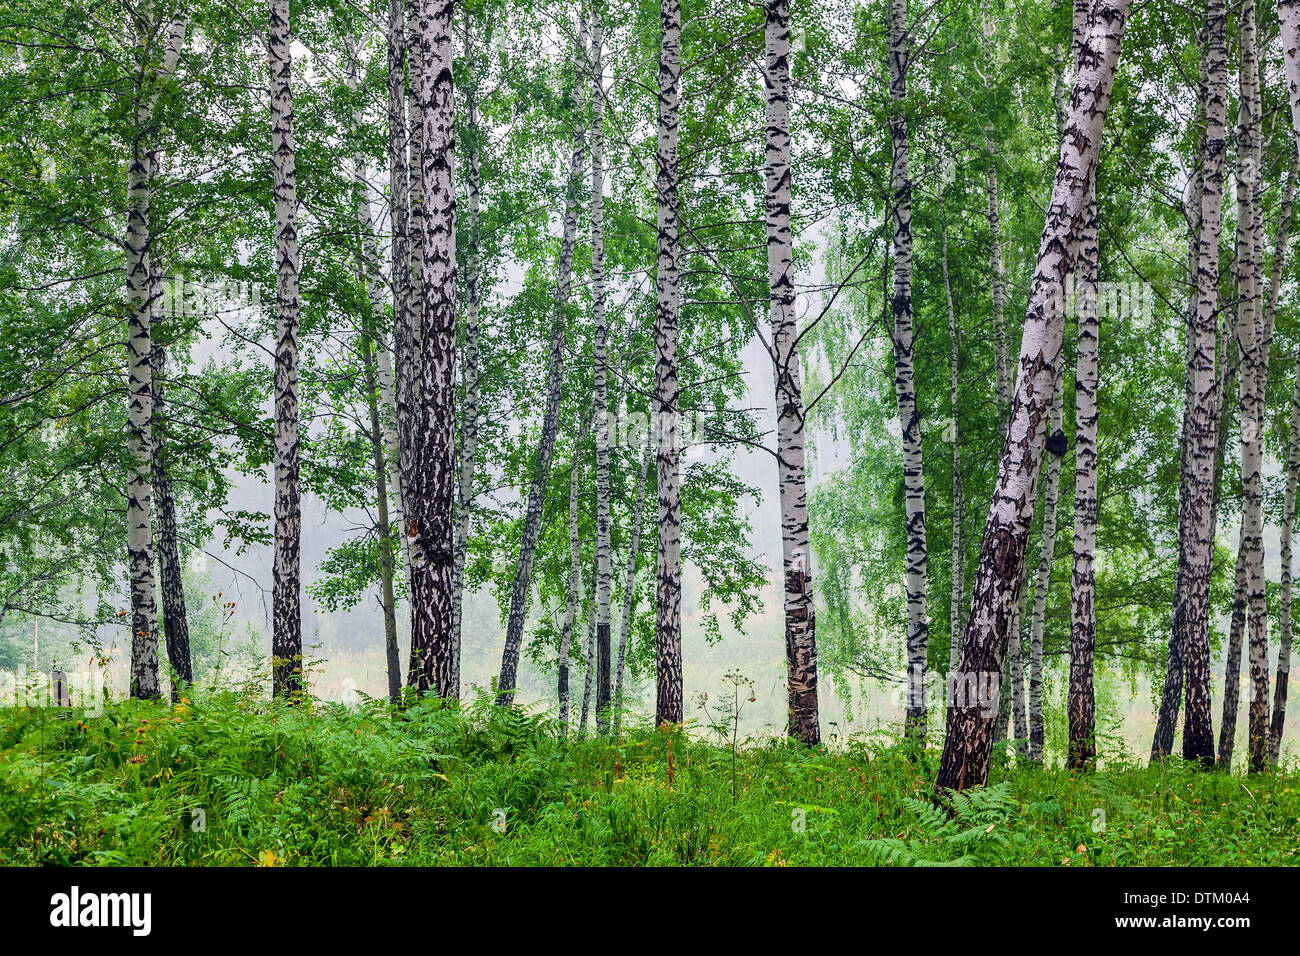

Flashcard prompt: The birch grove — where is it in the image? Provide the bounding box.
[14,0,1300,837]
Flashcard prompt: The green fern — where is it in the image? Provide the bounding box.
[859,783,1016,866]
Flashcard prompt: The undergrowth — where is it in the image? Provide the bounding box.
[1,690,1296,866]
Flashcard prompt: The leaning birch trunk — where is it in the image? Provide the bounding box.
[1152,51,1208,760]
[1025,368,1063,762]
[1175,0,1229,768]
[496,15,587,706]
[613,427,654,737]
[125,12,185,700]
[936,0,1130,793]
[887,0,929,740]
[765,0,820,746]
[452,46,484,698]
[269,0,303,698]
[1066,0,1101,771]
[404,0,458,697]
[654,0,685,727]
[592,6,614,734]
[943,185,965,678]
[347,40,402,705]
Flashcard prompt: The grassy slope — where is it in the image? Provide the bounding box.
[0,693,1295,866]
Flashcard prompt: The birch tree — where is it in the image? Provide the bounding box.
[937,0,1131,793]
[1268,0,1300,769]
[268,0,303,698]
[150,299,192,700]
[125,11,186,700]
[1263,165,1297,765]
[1066,0,1100,771]
[405,0,458,698]
[1220,0,1268,768]
[887,0,929,740]
[654,0,684,727]
[765,0,820,745]
[1152,47,1208,760]
[1162,0,1229,768]
[1024,370,1063,761]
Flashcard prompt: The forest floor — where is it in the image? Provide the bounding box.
[0,691,1294,866]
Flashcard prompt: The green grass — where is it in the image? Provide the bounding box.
[1,691,1296,865]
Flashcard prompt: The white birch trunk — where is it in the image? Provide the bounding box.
[765,0,820,746]
[268,0,303,698]
[1175,0,1229,766]
[404,0,458,697]
[125,12,185,700]
[654,0,684,727]
[1066,0,1100,770]
[887,0,929,740]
